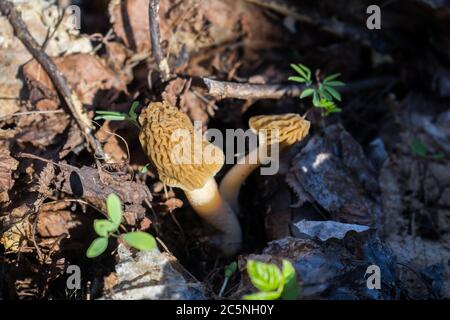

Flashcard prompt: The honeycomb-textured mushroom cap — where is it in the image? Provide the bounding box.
[139,102,224,191]
[249,113,310,148]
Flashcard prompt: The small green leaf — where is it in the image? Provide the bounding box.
[94,114,127,121]
[86,237,108,258]
[300,88,315,99]
[122,232,157,251]
[93,219,117,237]
[325,81,345,87]
[288,76,307,83]
[290,64,311,81]
[280,260,300,300]
[243,290,282,300]
[247,260,282,292]
[324,105,342,116]
[106,193,122,227]
[312,91,320,107]
[298,64,312,81]
[225,262,238,278]
[95,110,125,115]
[318,85,333,101]
[140,164,149,175]
[323,85,342,101]
[411,138,427,158]
[129,101,139,120]
[323,73,341,83]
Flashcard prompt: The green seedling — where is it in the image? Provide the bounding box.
[410,137,445,160]
[86,193,157,258]
[243,259,300,300]
[219,261,238,297]
[289,63,345,116]
[94,101,140,128]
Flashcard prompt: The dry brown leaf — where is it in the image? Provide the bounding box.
[23,54,127,106]
[0,142,19,204]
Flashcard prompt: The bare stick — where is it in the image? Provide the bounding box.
[0,0,104,158]
[148,0,170,81]
[200,76,397,100]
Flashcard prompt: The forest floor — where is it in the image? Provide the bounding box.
[0,0,449,300]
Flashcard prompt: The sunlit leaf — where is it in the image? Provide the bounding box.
[298,64,311,81]
[93,219,117,237]
[300,88,315,99]
[318,85,333,101]
[86,237,108,258]
[246,260,282,292]
[129,101,139,120]
[313,91,320,107]
[323,73,341,83]
[323,85,342,101]
[94,114,127,121]
[122,232,157,251]
[288,76,307,83]
[106,193,122,227]
[290,64,309,81]
[280,260,300,300]
[243,290,282,300]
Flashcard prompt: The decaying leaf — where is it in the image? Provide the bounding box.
[23,53,127,107]
[56,165,150,225]
[0,143,19,205]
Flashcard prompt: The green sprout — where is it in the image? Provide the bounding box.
[94,101,140,128]
[86,193,157,258]
[243,259,300,300]
[410,137,445,160]
[289,63,345,116]
[219,261,238,297]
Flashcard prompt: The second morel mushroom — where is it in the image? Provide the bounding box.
[219,113,310,212]
[139,102,242,256]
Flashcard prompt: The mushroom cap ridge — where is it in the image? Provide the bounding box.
[249,113,310,148]
[139,102,224,191]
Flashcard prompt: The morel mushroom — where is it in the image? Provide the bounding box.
[219,113,310,212]
[139,102,242,256]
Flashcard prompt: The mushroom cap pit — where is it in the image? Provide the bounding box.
[139,102,224,191]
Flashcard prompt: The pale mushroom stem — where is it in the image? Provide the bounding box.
[184,177,242,256]
[220,141,288,212]
[219,145,264,213]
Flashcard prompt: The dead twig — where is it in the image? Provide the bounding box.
[0,0,104,158]
[148,0,170,81]
[198,76,398,100]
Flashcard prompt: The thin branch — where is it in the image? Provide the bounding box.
[0,0,104,158]
[148,0,170,81]
[198,76,398,100]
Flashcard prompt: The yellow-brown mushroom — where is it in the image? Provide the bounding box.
[139,101,242,256]
[219,113,310,212]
